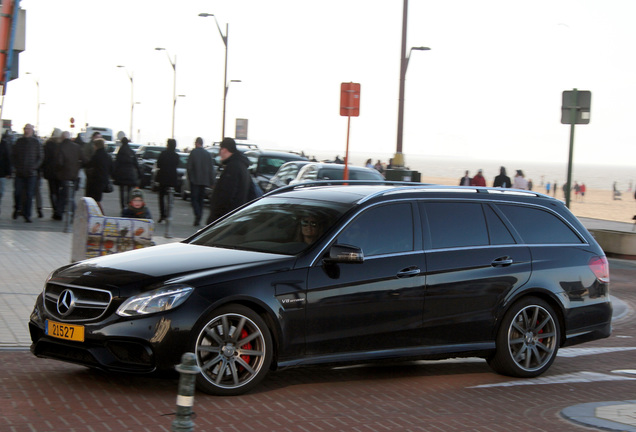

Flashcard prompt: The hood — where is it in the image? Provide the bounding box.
[53,243,294,288]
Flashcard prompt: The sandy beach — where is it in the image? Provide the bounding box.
[420,175,636,225]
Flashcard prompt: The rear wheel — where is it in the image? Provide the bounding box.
[192,305,273,396]
[488,297,560,377]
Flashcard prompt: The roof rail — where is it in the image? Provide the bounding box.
[263,180,427,197]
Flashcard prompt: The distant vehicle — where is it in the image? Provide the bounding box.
[205,141,260,166]
[263,160,313,192]
[84,126,114,142]
[244,150,308,190]
[136,145,167,188]
[289,163,384,185]
[151,152,189,195]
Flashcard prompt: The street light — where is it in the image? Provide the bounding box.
[394,0,430,168]
[24,72,42,134]
[116,65,135,139]
[155,47,177,138]
[199,13,236,140]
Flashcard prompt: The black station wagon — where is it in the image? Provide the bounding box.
[29,182,612,395]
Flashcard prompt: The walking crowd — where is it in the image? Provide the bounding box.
[0,124,252,227]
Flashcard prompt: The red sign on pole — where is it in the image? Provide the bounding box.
[340,82,361,117]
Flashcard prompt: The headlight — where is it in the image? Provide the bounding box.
[117,285,194,317]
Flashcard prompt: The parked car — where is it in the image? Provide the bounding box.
[150,152,189,195]
[136,145,167,188]
[244,150,308,190]
[263,160,313,192]
[28,183,612,396]
[289,162,384,184]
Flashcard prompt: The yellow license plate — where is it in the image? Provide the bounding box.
[46,320,85,342]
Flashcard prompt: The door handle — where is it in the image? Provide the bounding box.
[491,256,514,267]
[397,267,421,278]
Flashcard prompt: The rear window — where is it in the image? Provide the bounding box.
[497,204,584,244]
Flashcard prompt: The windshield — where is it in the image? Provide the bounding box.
[189,197,350,255]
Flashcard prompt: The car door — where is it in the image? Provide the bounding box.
[419,201,532,346]
[305,202,426,355]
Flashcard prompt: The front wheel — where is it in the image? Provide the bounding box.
[488,297,560,378]
[191,305,273,396]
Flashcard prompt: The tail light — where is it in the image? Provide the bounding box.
[589,256,610,284]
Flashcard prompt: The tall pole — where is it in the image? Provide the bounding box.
[155,48,177,139]
[394,0,409,168]
[221,23,228,140]
[172,55,177,139]
[199,14,230,141]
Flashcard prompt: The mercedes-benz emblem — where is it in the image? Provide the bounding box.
[57,289,76,316]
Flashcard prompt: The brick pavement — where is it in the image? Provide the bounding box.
[1,183,636,431]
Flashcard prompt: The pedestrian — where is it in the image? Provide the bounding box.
[84,138,112,213]
[459,170,471,186]
[493,166,511,188]
[121,188,152,219]
[56,131,86,218]
[546,182,551,195]
[580,183,586,201]
[112,137,141,209]
[470,169,486,187]
[11,123,43,223]
[365,158,374,169]
[373,160,384,174]
[553,181,558,197]
[528,179,533,191]
[156,138,180,223]
[0,130,13,216]
[187,137,215,226]
[41,128,63,219]
[513,170,528,190]
[207,137,251,224]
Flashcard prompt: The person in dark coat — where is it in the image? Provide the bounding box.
[11,123,43,222]
[207,137,251,224]
[85,138,112,213]
[156,138,180,222]
[187,137,215,226]
[56,131,87,218]
[493,166,512,188]
[0,130,13,216]
[112,137,140,209]
[41,129,63,219]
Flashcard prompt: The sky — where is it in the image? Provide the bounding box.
[3,0,636,168]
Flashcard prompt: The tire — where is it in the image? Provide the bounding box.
[191,304,273,396]
[488,297,560,378]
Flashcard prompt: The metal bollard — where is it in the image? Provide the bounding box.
[63,180,75,233]
[171,352,200,432]
[165,186,174,238]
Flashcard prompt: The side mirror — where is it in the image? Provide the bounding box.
[325,244,364,264]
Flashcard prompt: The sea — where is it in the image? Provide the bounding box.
[301,150,634,192]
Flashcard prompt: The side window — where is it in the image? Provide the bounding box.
[484,205,516,245]
[497,204,584,244]
[337,203,413,256]
[424,202,489,249]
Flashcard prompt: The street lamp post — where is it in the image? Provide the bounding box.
[394,0,430,168]
[116,65,135,139]
[155,48,177,138]
[199,13,234,141]
[24,72,41,134]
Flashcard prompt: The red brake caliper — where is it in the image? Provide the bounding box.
[239,329,252,367]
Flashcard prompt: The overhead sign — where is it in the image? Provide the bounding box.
[340,82,361,117]
[235,118,248,140]
[561,90,591,125]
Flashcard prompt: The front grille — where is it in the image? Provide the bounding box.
[44,282,112,322]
